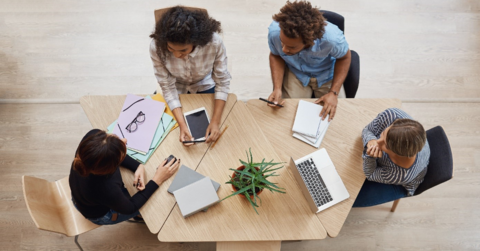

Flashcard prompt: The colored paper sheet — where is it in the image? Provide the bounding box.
[112,94,165,154]
[152,93,178,130]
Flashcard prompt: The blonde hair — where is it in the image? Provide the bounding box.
[386,119,426,157]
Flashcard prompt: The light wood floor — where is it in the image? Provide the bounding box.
[0,0,479,250]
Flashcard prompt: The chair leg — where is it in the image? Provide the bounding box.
[74,235,84,251]
[391,199,400,212]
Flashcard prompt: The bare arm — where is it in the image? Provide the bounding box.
[205,99,226,143]
[172,107,194,146]
[331,49,351,94]
[315,49,351,121]
[267,52,286,107]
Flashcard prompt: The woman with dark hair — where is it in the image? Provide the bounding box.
[358,108,430,202]
[149,6,231,146]
[69,129,180,225]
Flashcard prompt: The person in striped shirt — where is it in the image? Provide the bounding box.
[361,108,430,196]
[149,6,231,146]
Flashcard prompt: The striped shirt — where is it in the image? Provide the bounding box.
[362,108,430,196]
[149,32,231,110]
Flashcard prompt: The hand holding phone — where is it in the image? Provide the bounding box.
[166,154,177,165]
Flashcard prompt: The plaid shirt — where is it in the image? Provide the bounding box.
[149,33,231,110]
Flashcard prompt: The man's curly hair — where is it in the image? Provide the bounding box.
[150,6,222,62]
[273,1,326,48]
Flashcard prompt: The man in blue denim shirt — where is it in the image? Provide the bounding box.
[267,1,351,121]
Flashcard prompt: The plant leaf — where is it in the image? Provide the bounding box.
[244,192,259,215]
[257,184,286,193]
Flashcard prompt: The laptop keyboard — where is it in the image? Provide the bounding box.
[297,158,333,208]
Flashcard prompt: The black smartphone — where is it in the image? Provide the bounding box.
[165,154,177,165]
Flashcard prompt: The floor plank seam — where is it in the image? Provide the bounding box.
[2,98,480,105]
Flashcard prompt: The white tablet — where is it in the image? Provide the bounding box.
[184,107,210,140]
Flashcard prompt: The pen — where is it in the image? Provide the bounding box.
[182,140,206,143]
[211,125,229,149]
[259,98,284,107]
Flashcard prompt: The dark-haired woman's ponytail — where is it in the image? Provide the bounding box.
[73,155,88,176]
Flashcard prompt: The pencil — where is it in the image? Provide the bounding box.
[211,125,229,149]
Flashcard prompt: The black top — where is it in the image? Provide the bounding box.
[69,129,159,219]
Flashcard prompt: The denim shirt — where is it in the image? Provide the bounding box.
[268,21,349,87]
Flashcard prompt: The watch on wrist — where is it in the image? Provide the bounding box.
[329,90,338,96]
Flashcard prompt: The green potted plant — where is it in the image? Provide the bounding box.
[222,148,285,214]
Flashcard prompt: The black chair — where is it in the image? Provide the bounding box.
[321,10,360,98]
[353,126,454,212]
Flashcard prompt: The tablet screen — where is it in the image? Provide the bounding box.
[185,109,210,140]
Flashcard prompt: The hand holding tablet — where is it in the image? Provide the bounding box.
[183,107,210,145]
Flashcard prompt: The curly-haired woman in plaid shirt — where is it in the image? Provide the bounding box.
[150,6,231,146]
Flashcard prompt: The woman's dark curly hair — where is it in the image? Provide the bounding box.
[150,6,222,62]
[273,1,326,48]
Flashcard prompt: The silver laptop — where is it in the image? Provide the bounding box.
[289,148,349,213]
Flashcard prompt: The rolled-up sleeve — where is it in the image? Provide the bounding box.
[327,24,349,59]
[149,40,182,110]
[362,125,379,179]
[268,22,281,55]
[211,38,231,101]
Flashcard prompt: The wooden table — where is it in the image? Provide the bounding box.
[158,101,327,249]
[246,98,402,237]
[80,95,400,250]
[80,94,237,234]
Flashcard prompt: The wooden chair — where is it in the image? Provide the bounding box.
[22,176,100,251]
[353,126,454,211]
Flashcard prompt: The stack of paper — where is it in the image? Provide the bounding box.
[292,100,331,148]
[108,94,178,164]
[112,94,165,154]
[168,165,220,218]
[151,93,178,131]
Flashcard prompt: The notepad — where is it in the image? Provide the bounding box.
[292,100,331,148]
[293,114,330,148]
[292,100,322,138]
[173,177,220,218]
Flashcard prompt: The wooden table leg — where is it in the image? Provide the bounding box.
[216,241,281,251]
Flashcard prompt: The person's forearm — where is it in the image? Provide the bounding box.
[269,53,286,91]
[211,99,226,125]
[362,127,378,147]
[362,156,378,180]
[172,107,187,129]
[331,50,351,93]
[121,155,141,172]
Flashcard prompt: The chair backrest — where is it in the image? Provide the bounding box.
[154,6,208,25]
[320,10,360,98]
[22,176,99,237]
[321,10,345,33]
[414,126,454,195]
